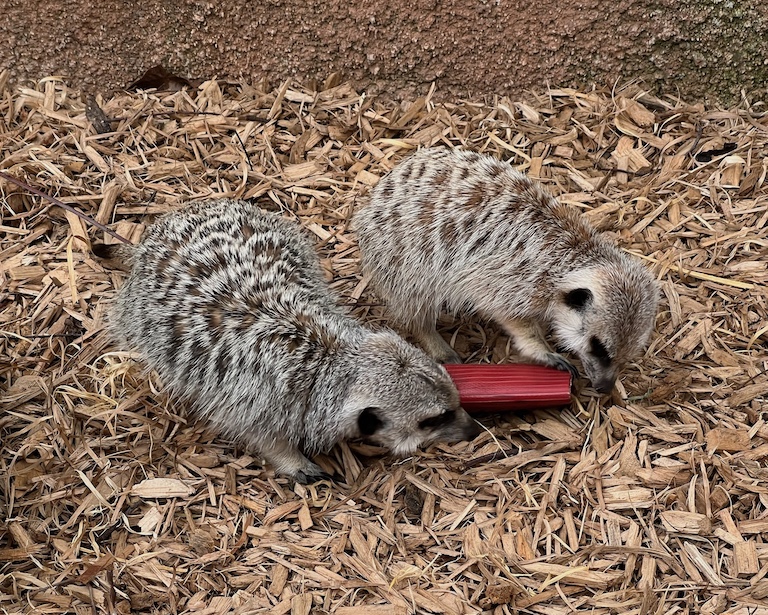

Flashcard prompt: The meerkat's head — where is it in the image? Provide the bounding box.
[342,331,481,456]
[549,258,660,393]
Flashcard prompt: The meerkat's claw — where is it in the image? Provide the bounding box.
[290,459,334,484]
[437,348,462,364]
[410,329,461,364]
[546,353,580,380]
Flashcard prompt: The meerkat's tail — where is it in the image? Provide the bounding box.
[92,243,135,271]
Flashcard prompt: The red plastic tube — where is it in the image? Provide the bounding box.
[443,363,572,413]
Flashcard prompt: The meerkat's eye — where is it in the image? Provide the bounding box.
[418,409,456,430]
[590,337,612,366]
[357,407,383,436]
[564,288,592,310]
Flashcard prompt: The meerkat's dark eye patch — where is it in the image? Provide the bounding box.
[418,409,456,430]
[357,407,383,436]
[564,288,592,310]
[590,337,612,366]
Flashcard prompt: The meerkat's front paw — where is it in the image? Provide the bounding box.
[292,462,333,485]
[544,353,580,380]
[264,441,333,484]
[435,346,462,364]
[414,330,462,364]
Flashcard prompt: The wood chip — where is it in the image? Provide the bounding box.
[706,427,751,453]
[131,478,195,498]
[660,511,712,534]
[520,563,622,590]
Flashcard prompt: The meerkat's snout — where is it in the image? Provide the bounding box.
[595,379,616,395]
[554,267,659,393]
[347,332,481,455]
[353,401,480,457]
[589,369,619,395]
[579,342,620,394]
[458,410,484,440]
[413,404,482,449]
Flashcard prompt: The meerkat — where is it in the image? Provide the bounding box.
[353,148,660,394]
[95,198,480,483]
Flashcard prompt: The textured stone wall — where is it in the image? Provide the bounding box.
[2,0,766,102]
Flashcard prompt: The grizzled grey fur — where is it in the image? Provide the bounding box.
[99,199,479,483]
[353,148,660,394]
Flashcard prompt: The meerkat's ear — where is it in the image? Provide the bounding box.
[357,407,383,436]
[564,288,592,310]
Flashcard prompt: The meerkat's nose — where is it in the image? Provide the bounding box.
[463,416,483,440]
[595,378,616,394]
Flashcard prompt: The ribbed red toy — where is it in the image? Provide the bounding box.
[443,363,572,413]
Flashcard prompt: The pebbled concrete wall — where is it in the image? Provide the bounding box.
[2,0,767,102]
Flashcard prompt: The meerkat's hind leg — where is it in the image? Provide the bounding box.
[501,318,579,379]
[260,438,332,484]
[403,310,461,364]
